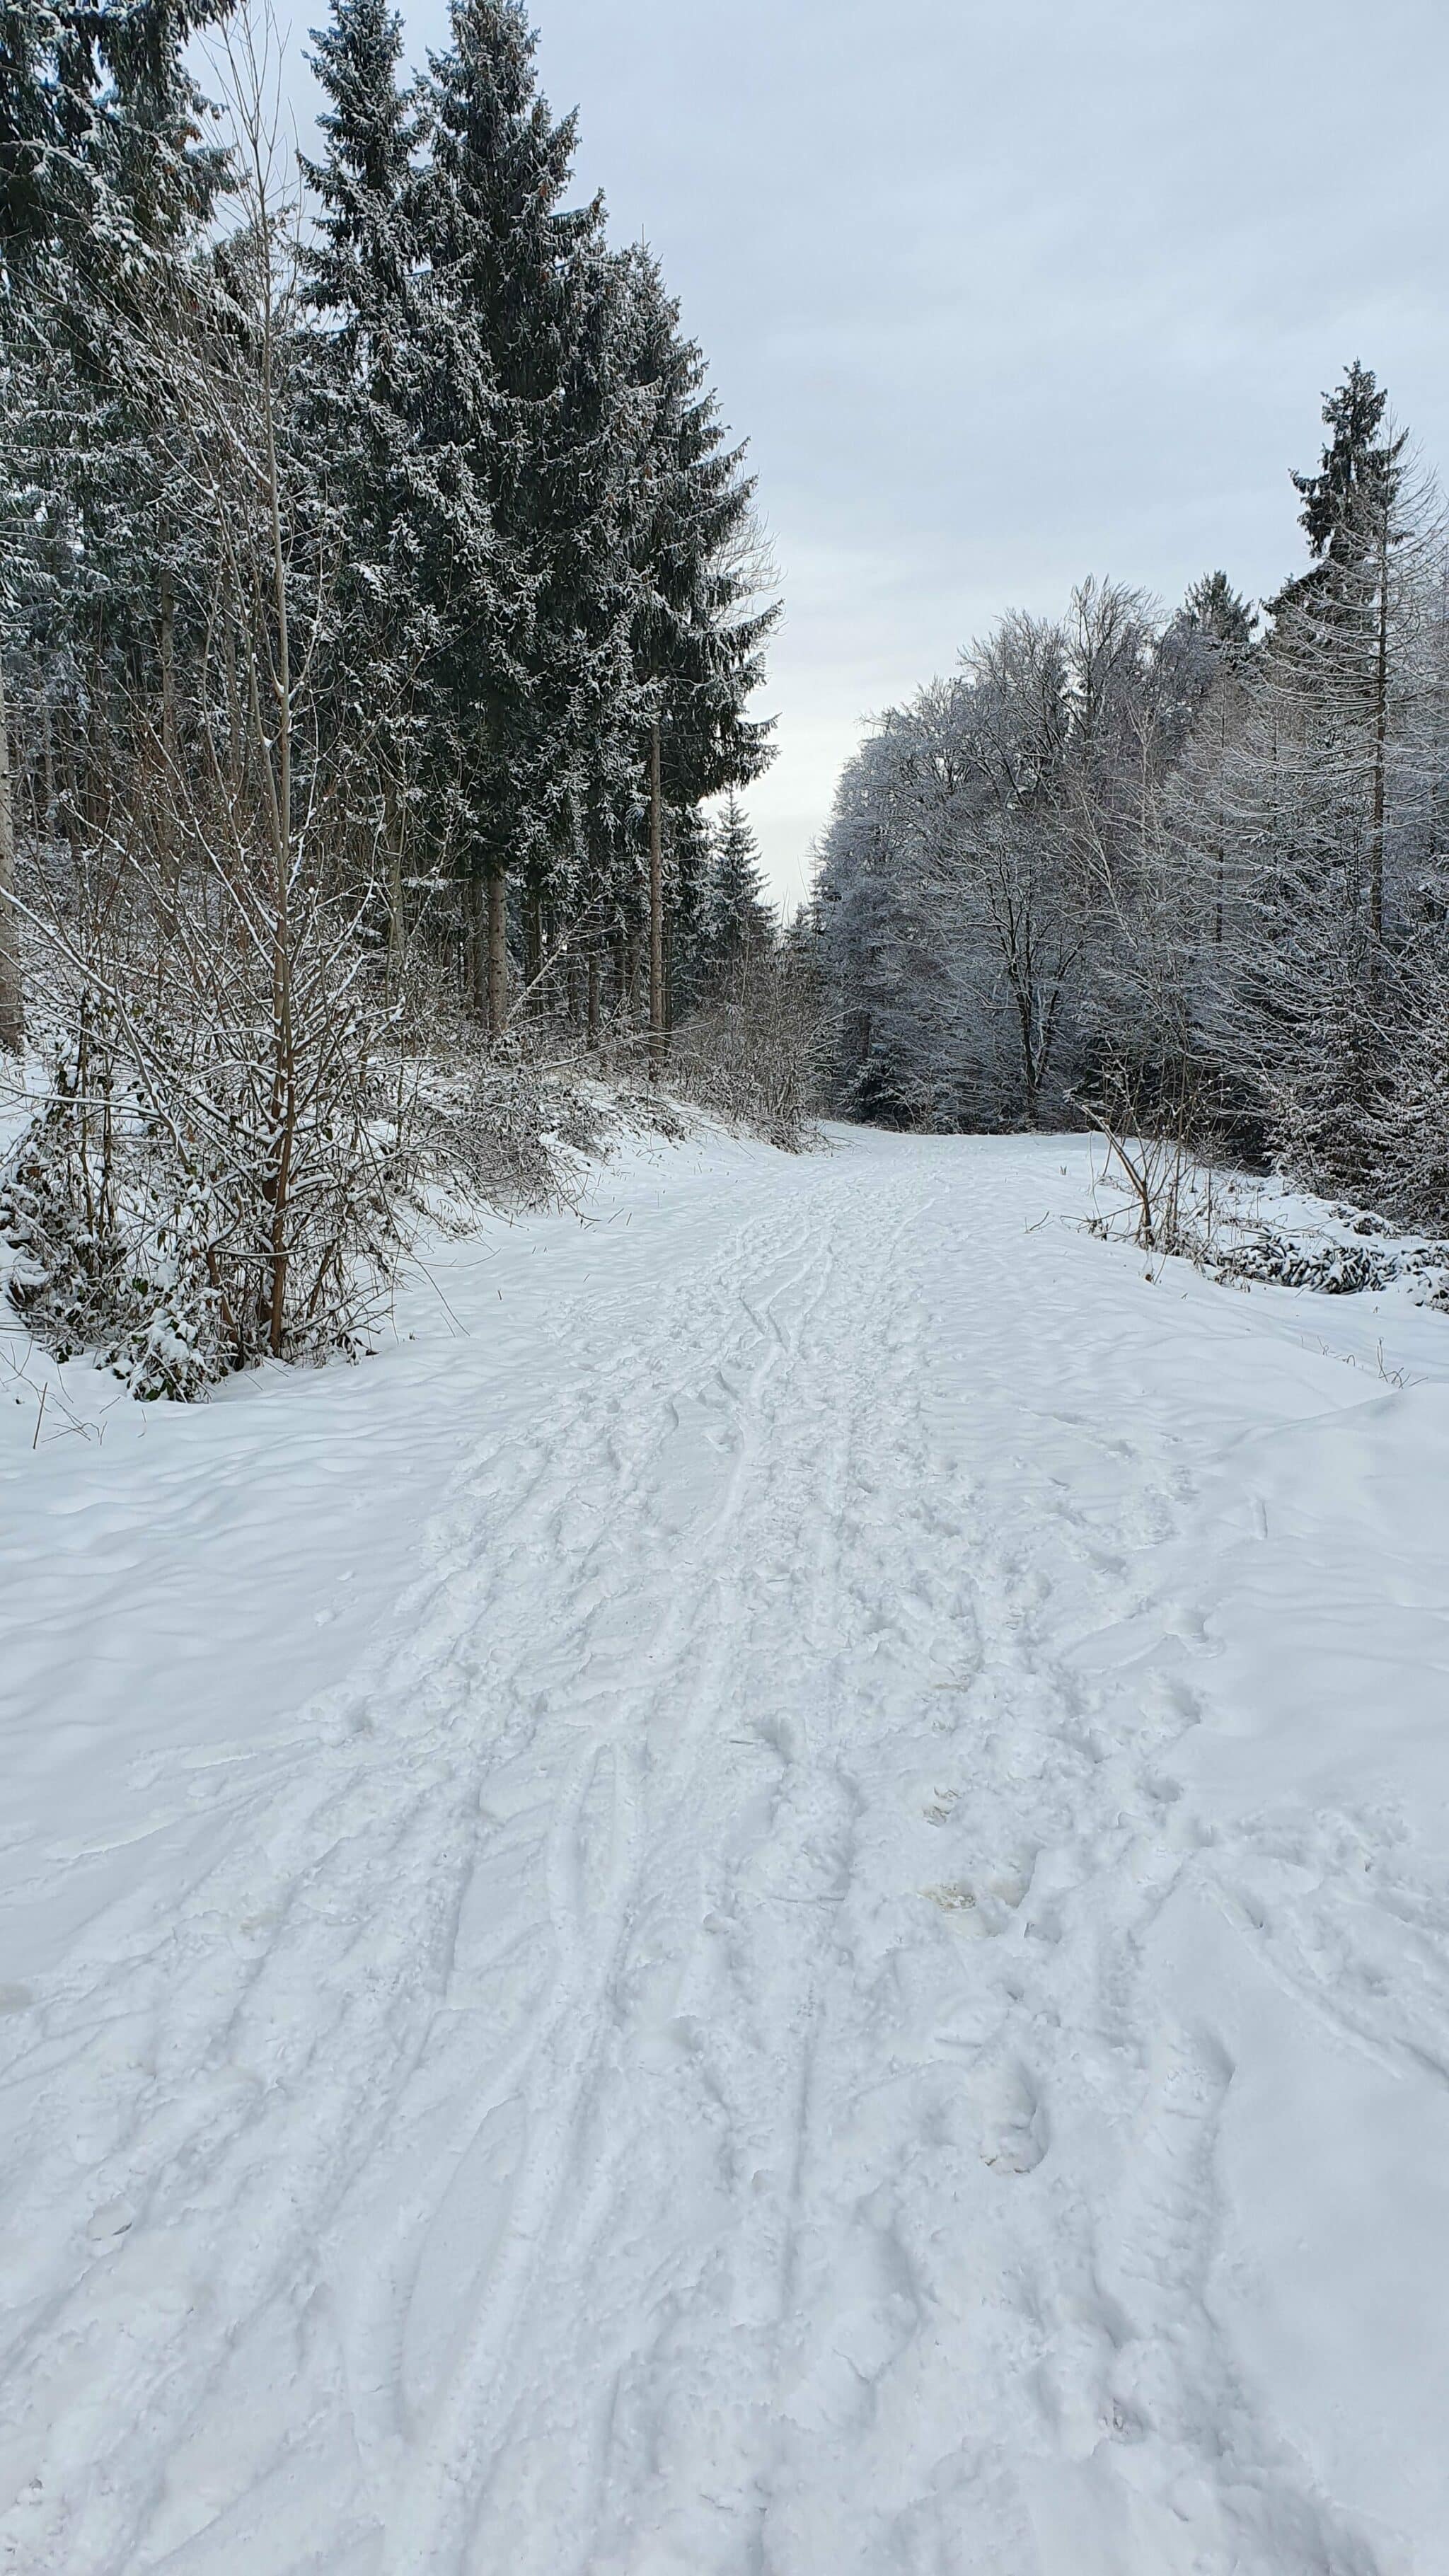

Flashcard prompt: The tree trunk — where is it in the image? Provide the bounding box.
[648,717,666,1078]
[525,888,543,1005]
[157,567,178,937]
[587,946,600,1046]
[487,870,508,1037]
[1015,988,1038,1126]
[467,874,486,1013]
[0,655,23,1055]
[1370,512,1390,946]
[1214,699,1227,946]
[258,266,296,1361]
[385,781,404,1005]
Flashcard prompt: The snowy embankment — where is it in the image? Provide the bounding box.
[2,1124,1448,2575]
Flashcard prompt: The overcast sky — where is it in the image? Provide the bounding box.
[284,0,1449,907]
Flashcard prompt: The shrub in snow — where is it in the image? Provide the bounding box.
[666,945,824,1150]
[1,1044,224,1401]
[1365,953,1449,1234]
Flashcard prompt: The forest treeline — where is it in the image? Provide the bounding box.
[0,0,797,1392]
[817,364,1449,1231]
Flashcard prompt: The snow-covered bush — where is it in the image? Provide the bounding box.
[2,911,408,1394]
[409,1031,612,1213]
[668,944,824,1149]
[0,1010,226,1399]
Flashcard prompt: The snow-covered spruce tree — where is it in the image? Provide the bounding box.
[617,245,777,1074]
[1284,361,1410,952]
[417,0,613,1036]
[699,792,775,990]
[1210,365,1442,1196]
[663,797,715,1024]
[513,235,665,1037]
[664,790,824,1142]
[0,0,228,299]
[300,0,437,997]
[0,0,231,1051]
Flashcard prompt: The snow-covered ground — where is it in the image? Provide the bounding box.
[4,1122,1449,2575]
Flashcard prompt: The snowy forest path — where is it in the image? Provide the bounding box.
[4,1125,1449,2575]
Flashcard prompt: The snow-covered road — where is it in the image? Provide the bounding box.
[4,1126,1449,2575]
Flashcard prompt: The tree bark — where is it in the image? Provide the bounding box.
[587,945,600,1046]
[524,887,543,1005]
[1370,509,1390,946]
[157,567,178,937]
[254,221,297,1362]
[384,778,404,1004]
[1214,699,1227,947]
[648,716,665,1078]
[0,654,24,1055]
[467,874,486,1013]
[487,870,508,1036]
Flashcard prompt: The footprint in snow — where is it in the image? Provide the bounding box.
[924,1862,1032,1935]
[86,2198,136,2243]
[969,2058,1049,2176]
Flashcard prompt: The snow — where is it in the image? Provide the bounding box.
[4,1121,1449,2575]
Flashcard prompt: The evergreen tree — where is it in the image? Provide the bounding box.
[1179,570,1256,651]
[1,0,229,315]
[1281,362,1414,942]
[702,792,774,986]
[1291,362,1407,582]
[617,246,777,1064]
[301,0,433,969]
[666,797,714,1018]
[303,0,420,354]
[1211,366,1433,1185]
[1,0,231,1053]
[418,0,606,1029]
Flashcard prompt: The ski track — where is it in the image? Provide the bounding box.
[1,1127,1445,2573]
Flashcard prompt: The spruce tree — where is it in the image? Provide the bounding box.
[1208,370,1431,1186]
[703,792,775,988]
[617,247,778,1065]
[1,0,229,313]
[1,0,231,1053]
[418,0,607,1030]
[1284,363,1413,942]
[1291,362,1407,582]
[302,0,433,970]
[303,0,420,353]
[1180,570,1255,651]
